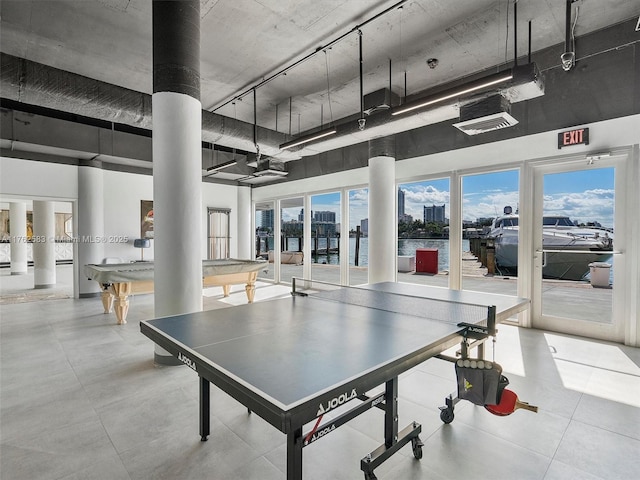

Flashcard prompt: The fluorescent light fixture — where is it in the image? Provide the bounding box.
[206,160,238,172]
[279,128,337,150]
[392,72,514,116]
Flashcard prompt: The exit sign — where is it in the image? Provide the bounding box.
[558,127,589,148]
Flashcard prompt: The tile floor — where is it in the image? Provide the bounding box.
[1,266,639,480]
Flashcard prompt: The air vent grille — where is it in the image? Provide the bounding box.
[453,111,519,135]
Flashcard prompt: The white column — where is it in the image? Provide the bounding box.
[152,0,201,365]
[237,185,252,259]
[303,195,312,281]
[78,161,105,296]
[9,202,28,275]
[626,144,639,347]
[448,172,462,290]
[32,200,56,288]
[340,188,350,283]
[153,92,203,319]
[368,155,396,284]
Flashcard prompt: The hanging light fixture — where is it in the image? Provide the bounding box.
[391,70,514,116]
[279,128,338,150]
[206,159,238,172]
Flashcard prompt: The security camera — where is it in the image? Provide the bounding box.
[561,52,575,71]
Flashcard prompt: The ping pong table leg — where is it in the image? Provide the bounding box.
[286,426,303,480]
[384,378,399,448]
[200,376,210,441]
[361,377,422,479]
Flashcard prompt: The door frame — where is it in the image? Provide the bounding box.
[530,152,628,342]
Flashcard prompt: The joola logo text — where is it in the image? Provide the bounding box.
[317,389,357,416]
[307,424,336,444]
[467,326,487,335]
[178,352,196,371]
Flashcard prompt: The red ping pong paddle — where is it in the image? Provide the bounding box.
[484,388,538,416]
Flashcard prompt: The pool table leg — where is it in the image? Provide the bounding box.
[245,271,257,303]
[110,282,131,324]
[100,285,114,313]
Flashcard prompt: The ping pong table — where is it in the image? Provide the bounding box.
[140,280,529,480]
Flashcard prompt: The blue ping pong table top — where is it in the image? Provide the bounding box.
[140,282,528,428]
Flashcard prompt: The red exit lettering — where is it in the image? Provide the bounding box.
[558,127,590,149]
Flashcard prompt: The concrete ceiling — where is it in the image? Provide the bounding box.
[1,0,639,179]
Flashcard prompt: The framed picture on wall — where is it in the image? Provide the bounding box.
[141,200,154,239]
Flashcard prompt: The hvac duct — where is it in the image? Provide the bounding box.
[0,53,296,161]
[1,53,544,163]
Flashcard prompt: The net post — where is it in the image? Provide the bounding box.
[487,305,497,336]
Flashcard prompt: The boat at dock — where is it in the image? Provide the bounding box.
[488,207,613,280]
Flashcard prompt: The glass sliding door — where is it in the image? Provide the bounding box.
[255,201,274,282]
[535,166,616,328]
[348,188,368,285]
[397,179,450,287]
[280,197,304,284]
[532,157,625,342]
[461,170,519,295]
[310,192,341,285]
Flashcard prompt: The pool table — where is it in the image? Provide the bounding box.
[84,259,268,324]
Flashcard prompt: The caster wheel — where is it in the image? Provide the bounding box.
[364,473,377,480]
[411,437,423,459]
[439,407,454,424]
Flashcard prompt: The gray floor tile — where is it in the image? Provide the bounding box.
[543,460,605,480]
[554,421,640,479]
[416,422,551,480]
[1,418,122,480]
[119,416,261,480]
[1,268,639,480]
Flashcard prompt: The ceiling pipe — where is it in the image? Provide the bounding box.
[514,0,518,67]
[358,30,366,131]
[561,0,577,71]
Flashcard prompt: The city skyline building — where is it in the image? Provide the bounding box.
[423,204,446,224]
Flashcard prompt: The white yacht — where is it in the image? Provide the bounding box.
[488,207,613,280]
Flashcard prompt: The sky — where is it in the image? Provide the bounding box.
[276,167,615,230]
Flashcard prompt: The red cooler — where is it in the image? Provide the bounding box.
[416,248,438,274]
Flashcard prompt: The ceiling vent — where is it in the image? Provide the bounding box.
[363,88,400,115]
[453,94,518,135]
[239,158,288,184]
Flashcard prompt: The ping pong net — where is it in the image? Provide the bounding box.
[291,278,496,336]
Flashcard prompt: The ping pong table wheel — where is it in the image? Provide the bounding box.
[439,406,454,424]
[411,437,424,459]
[364,472,377,480]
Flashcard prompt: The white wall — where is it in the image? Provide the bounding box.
[0,157,78,200]
[102,169,154,262]
[0,156,242,271]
